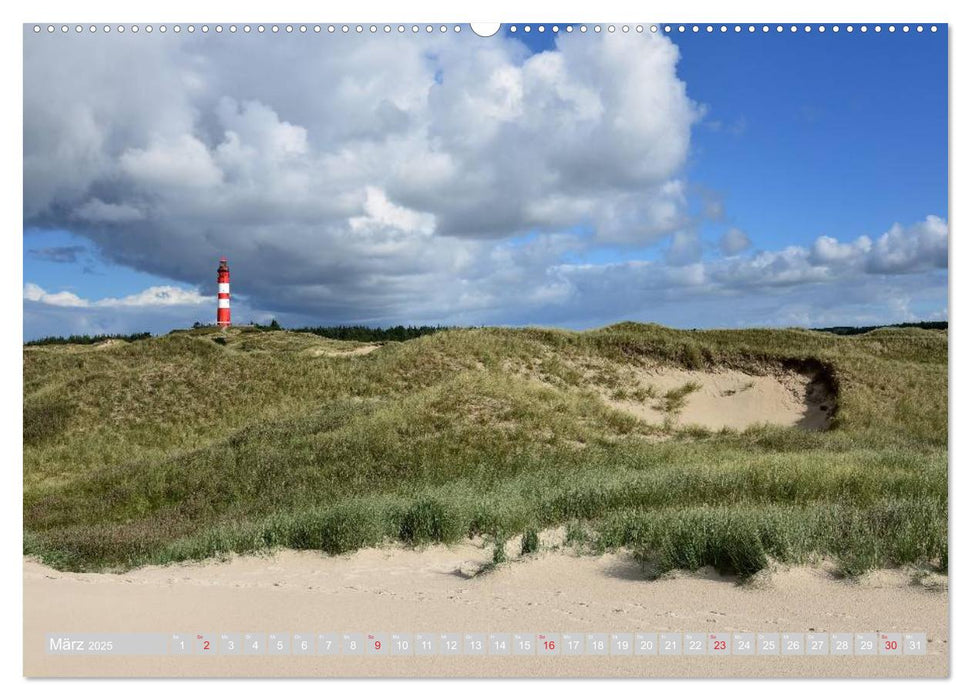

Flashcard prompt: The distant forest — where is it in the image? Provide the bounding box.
[25,325,451,345]
[24,320,947,346]
[287,324,453,342]
[812,321,947,336]
[24,332,153,347]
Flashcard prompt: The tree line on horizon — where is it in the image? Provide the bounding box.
[811,321,947,336]
[24,320,947,346]
[24,332,153,347]
[286,324,455,342]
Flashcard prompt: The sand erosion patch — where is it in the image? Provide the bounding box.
[602,366,835,431]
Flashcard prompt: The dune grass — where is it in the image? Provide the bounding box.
[23,323,947,577]
[661,381,703,414]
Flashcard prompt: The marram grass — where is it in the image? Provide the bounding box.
[23,323,947,576]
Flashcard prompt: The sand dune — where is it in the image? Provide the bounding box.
[24,542,946,678]
[309,343,381,357]
[602,367,834,431]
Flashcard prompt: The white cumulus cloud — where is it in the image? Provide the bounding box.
[24,30,700,324]
[24,284,208,309]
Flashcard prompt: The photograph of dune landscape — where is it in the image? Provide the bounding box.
[21,18,948,680]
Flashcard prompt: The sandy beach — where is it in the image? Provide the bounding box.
[23,540,948,678]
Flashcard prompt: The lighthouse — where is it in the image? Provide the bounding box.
[216,257,231,327]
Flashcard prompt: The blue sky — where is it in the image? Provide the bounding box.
[669,26,947,249]
[23,25,948,338]
[506,24,947,260]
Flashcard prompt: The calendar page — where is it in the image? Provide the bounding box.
[22,18,948,680]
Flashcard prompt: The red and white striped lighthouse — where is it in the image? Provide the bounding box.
[216,257,231,327]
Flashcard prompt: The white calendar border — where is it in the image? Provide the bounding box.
[4,0,963,697]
